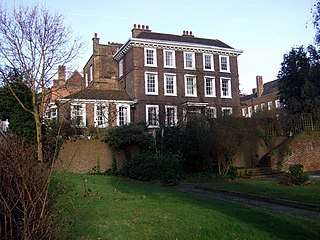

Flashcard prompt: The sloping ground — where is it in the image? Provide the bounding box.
[261,132,320,172]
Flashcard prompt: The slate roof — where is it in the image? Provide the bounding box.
[64,89,132,101]
[136,31,234,49]
[240,79,279,102]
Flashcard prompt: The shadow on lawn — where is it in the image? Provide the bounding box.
[109,177,320,240]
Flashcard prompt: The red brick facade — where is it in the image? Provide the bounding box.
[240,76,281,117]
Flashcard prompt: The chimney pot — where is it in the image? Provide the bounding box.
[138,24,141,29]
[190,31,192,35]
[134,24,136,29]
[186,31,189,35]
[94,33,98,38]
[142,25,145,30]
[146,25,149,30]
[183,30,185,35]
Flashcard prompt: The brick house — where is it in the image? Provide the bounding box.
[240,76,281,117]
[57,25,243,128]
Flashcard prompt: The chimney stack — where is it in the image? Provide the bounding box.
[182,30,194,37]
[131,23,151,38]
[256,75,263,97]
[93,32,100,55]
[58,65,66,81]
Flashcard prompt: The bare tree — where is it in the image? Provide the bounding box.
[0,4,84,162]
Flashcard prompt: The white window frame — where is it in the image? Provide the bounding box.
[94,103,108,128]
[275,99,281,109]
[242,108,247,117]
[203,53,214,71]
[117,104,131,126]
[119,59,124,77]
[267,101,273,110]
[165,105,178,126]
[164,73,177,96]
[261,103,267,111]
[220,77,232,98]
[70,103,86,127]
[90,65,93,82]
[219,55,230,72]
[248,106,253,118]
[185,75,197,97]
[146,105,159,128]
[184,52,195,69]
[204,76,216,97]
[222,107,233,116]
[163,50,176,68]
[144,48,157,67]
[254,105,259,112]
[206,107,217,119]
[145,72,158,95]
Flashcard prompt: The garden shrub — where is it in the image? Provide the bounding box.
[120,153,183,185]
[279,164,309,185]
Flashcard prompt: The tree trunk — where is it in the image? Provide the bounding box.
[34,113,43,162]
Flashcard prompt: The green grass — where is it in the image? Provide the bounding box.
[52,172,320,240]
[202,178,320,205]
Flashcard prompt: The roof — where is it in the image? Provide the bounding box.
[240,79,279,102]
[65,71,85,87]
[64,89,133,101]
[262,79,278,95]
[136,31,234,49]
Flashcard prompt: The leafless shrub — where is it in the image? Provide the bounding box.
[0,136,57,239]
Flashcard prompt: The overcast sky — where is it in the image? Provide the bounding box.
[5,0,317,93]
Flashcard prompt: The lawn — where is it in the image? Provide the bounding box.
[51,172,320,240]
[201,177,320,205]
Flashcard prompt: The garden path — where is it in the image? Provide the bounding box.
[174,182,320,221]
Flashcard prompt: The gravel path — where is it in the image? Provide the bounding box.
[174,183,320,221]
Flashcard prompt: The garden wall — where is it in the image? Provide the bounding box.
[54,139,138,173]
[270,131,320,172]
[234,136,287,168]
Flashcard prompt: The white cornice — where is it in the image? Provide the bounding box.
[58,99,134,104]
[114,38,243,61]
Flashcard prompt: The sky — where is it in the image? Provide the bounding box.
[5,0,317,93]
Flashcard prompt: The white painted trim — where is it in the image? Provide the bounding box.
[219,55,230,73]
[203,53,214,71]
[114,38,243,61]
[144,47,157,67]
[220,77,232,98]
[165,105,178,126]
[164,73,177,96]
[145,71,159,95]
[204,76,216,97]
[163,49,176,68]
[184,74,197,97]
[184,51,195,70]
[146,104,159,128]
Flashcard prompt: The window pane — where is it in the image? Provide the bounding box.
[165,51,173,66]
[147,74,155,92]
[148,107,158,126]
[221,79,229,96]
[221,56,228,71]
[166,75,174,94]
[204,55,212,69]
[185,53,193,68]
[205,78,214,95]
[119,106,127,126]
[166,107,176,126]
[146,49,154,65]
[187,77,194,95]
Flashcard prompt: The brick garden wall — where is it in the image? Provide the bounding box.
[270,131,320,172]
[54,139,138,173]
